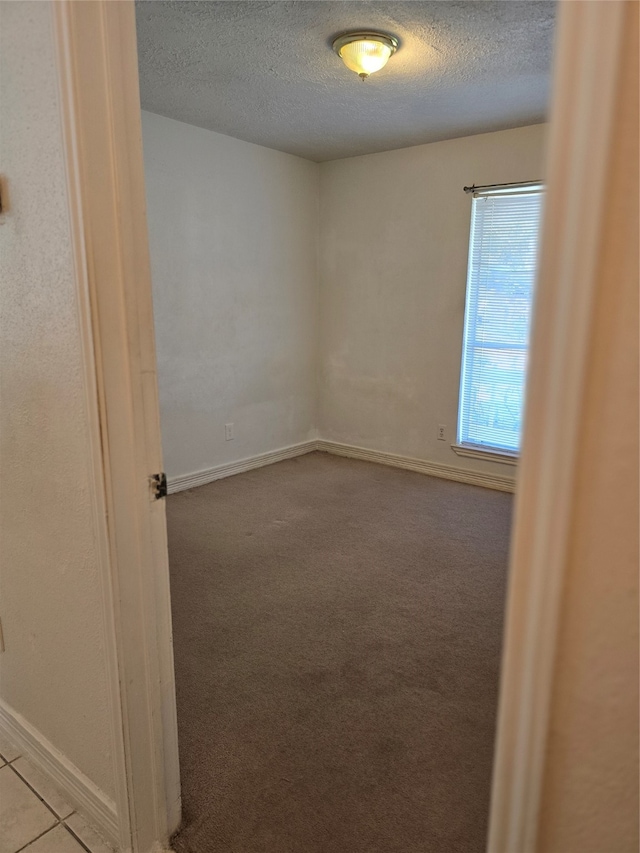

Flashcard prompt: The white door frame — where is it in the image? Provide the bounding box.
[487,2,628,851]
[50,0,630,850]
[53,2,180,851]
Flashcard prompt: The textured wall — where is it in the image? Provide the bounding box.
[0,1,115,801]
[537,5,639,849]
[318,124,547,479]
[141,111,319,479]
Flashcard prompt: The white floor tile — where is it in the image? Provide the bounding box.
[0,765,56,853]
[0,733,21,763]
[21,824,86,853]
[64,814,114,853]
[12,758,74,820]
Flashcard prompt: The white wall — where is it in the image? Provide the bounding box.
[141,112,319,479]
[0,1,115,801]
[318,124,547,480]
[143,120,546,482]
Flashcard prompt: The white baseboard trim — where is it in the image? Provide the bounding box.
[167,439,516,495]
[167,440,318,494]
[0,700,118,847]
[317,440,516,493]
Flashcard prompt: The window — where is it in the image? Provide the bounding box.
[456,183,543,457]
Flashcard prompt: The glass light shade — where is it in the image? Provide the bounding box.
[333,32,398,79]
[339,40,392,77]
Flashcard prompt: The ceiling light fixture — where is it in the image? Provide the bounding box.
[332,31,399,80]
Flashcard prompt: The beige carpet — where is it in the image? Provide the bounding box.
[167,451,512,853]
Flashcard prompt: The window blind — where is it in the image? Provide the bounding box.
[457,186,543,454]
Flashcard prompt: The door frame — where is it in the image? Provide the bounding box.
[487,2,627,851]
[51,0,629,850]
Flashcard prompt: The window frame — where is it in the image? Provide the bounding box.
[455,182,544,462]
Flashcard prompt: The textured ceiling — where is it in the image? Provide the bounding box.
[135,1,555,162]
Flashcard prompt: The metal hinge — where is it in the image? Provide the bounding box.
[150,472,168,500]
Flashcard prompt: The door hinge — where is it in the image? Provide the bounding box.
[150,472,168,500]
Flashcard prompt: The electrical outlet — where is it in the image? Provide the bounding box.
[225,423,234,441]
[437,424,446,441]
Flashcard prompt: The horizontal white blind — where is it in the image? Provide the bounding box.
[458,187,543,453]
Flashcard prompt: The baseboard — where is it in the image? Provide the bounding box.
[0,700,119,847]
[317,440,516,493]
[167,440,318,494]
[167,438,515,494]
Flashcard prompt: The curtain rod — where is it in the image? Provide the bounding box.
[463,180,542,194]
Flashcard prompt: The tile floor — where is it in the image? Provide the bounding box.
[0,733,113,853]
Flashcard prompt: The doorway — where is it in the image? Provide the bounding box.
[30,1,635,851]
[135,3,551,850]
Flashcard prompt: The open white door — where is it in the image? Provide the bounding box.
[53,2,180,850]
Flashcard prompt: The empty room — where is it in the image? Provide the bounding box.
[2,1,639,852]
[136,1,551,850]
